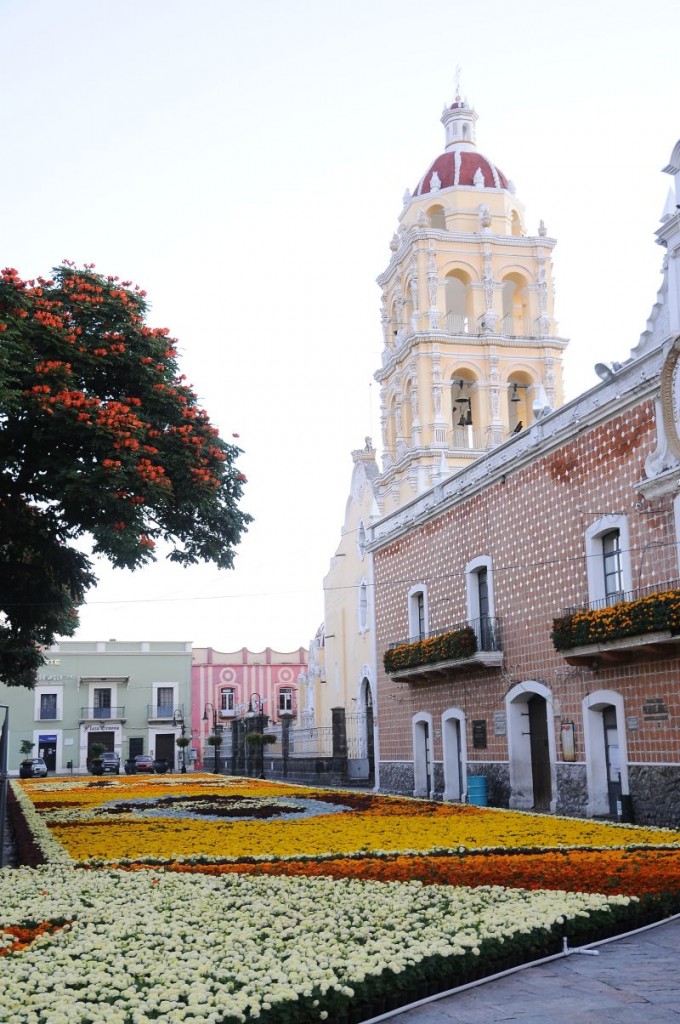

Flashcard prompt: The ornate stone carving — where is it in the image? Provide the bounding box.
[429,170,441,191]
[410,256,419,332]
[479,204,492,228]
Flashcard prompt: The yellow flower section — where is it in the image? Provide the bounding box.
[29,774,678,864]
[21,774,288,809]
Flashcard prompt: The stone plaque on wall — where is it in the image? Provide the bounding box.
[493,711,507,736]
[472,719,487,749]
[642,699,669,721]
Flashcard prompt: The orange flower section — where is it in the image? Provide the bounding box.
[163,848,680,898]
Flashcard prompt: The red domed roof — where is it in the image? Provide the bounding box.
[414,150,508,196]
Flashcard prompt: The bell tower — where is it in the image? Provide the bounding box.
[375,92,568,514]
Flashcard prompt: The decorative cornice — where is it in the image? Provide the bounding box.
[369,347,665,550]
[376,332,568,381]
[377,231,557,288]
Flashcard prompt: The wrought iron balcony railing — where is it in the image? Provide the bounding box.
[80,706,126,721]
[553,579,680,664]
[385,617,502,678]
[147,703,184,721]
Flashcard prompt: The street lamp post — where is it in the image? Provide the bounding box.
[0,705,8,869]
[202,703,221,775]
[172,708,187,774]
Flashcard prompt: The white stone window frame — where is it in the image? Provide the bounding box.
[34,685,63,723]
[356,519,367,560]
[584,515,632,604]
[465,555,496,620]
[278,686,295,714]
[220,687,236,714]
[407,584,429,641]
[673,494,680,578]
[151,682,179,719]
[358,577,369,633]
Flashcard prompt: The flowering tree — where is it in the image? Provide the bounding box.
[0,263,251,687]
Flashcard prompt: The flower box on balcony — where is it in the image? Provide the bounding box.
[385,626,477,674]
[551,589,680,665]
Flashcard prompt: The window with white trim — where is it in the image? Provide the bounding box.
[358,580,369,632]
[466,556,496,650]
[220,688,235,714]
[602,531,624,603]
[278,687,294,714]
[407,585,429,641]
[39,693,58,721]
[356,520,367,560]
[585,516,631,606]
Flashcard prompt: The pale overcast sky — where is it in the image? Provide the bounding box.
[1,0,678,653]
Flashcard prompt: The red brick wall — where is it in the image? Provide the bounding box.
[374,400,680,767]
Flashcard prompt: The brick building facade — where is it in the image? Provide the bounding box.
[369,138,680,826]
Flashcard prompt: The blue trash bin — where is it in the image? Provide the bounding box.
[467,775,488,807]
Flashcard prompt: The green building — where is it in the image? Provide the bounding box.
[1,640,192,774]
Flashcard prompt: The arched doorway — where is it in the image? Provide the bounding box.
[413,712,433,798]
[506,682,556,811]
[359,676,375,784]
[442,709,466,802]
[583,691,628,818]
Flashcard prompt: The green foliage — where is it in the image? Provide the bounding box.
[384,626,477,673]
[19,740,35,756]
[0,263,251,687]
[551,589,680,651]
[245,732,277,745]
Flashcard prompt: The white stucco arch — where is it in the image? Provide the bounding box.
[582,689,629,817]
[442,707,467,802]
[412,711,434,798]
[506,680,557,812]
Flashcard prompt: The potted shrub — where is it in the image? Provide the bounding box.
[89,742,107,775]
[176,735,191,774]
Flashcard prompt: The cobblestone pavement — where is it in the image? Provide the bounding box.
[376,917,680,1024]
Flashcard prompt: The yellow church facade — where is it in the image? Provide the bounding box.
[375,93,567,513]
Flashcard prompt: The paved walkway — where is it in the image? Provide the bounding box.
[378,917,680,1023]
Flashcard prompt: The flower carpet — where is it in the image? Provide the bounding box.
[3,774,680,1024]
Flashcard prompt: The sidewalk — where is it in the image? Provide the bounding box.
[376,916,680,1024]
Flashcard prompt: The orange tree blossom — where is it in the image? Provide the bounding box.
[0,263,251,687]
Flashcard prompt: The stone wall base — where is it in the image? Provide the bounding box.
[555,763,588,817]
[628,764,680,827]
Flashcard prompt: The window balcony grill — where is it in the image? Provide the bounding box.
[80,706,126,722]
[147,704,183,722]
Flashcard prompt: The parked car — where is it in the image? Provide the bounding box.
[19,758,48,779]
[100,752,120,775]
[133,754,155,773]
[90,751,120,775]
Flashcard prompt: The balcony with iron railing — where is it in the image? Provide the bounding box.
[147,703,184,722]
[384,617,503,681]
[80,706,126,722]
[552,579,680,666]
